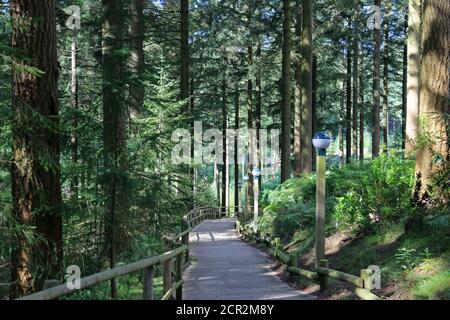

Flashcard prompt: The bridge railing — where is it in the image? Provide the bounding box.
[238,224,383,300]
[17,206,231,301]
[18,245,187,300]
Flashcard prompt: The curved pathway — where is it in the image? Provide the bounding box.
[183,218,315,300]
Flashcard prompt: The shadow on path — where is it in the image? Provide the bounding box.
[183,218,315,300]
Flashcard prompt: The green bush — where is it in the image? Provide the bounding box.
[259,152,416,239]
[259,176,316,239]
[331,152,415,230]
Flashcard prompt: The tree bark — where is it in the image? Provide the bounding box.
[402,13,408,151]
[294,3,302,177]
[221,78,227,214]
[312,56,317,170]
[10,0,63,297]
[405,0,422,155]
[71,31,79,199]
[246,44,254,213]
[415,0,450,198]
[300,0,313,173]
[281,0,291,182]
[359,60,365,162]
[180,0,190,108]
[128,0,145,118]
[102,0,127,298]
[372,0,382,157]
[346,48,352,164]
[382,24,389,149]
[234,83,240,214]
[256,42,262,189]
[352,1,360,158]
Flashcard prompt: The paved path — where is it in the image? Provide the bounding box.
[183,218,315,300]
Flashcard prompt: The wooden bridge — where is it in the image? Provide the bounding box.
[17,206,381,300]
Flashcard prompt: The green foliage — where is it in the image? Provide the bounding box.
[426,214,450,228]
[395,247,421,271]
[331,152,416,230]
[259,176,316,239]
[413,271,450,300]
[429,159,450,208]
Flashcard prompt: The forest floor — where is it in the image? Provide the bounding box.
[249,222,450,300]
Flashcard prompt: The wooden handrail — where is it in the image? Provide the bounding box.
[316,266,364,288]
[19,206,233,300]
[18,245,187,300]
[237,223,383,300]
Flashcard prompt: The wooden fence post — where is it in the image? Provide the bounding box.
[360,269,374,290]
[163,240,173,299]
[318,259,329,292]
[143,266,154,300]
[274,238,281,249]
[176,251,183,300]
[181,218,190,263]
[289,254,298,268]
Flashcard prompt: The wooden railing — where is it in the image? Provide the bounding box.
[183,206,223,229]
[18,245,187,300]
[238,223,383,300]
[18,206,225,300]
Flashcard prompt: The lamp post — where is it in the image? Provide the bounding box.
[312,131,331,268]
[252,167,261,228]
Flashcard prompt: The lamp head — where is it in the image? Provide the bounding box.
[312,131,332,150]
[252,167,261,179]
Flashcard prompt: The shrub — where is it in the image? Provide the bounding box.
[259,176,316,239]
[331,152,415,229]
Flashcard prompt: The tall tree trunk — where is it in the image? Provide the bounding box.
[180,0,193,208]
[234,83,240,214]
[312,56,317,170]
[415,0,449,199]
[340,81,346,166]
[339,119,344,165]
[346,48,352,164]
[221,78,227,214]
[383,27,389,150]
[102,0,127,298]
[246,44,254,213]
[281,0,291,182]
[382,2,392,150]
[214,160,220,205]
[128,0,144,118]
[402,12,408,151]
[359,62,365,162]
[352,1,360,158]
[10,0,63,297]
[372,0,382,157]
[294,4,302,177]
[405,0,422,155]
[180,0,190,108]
[71,31,79,199]
[256,42,262,189]
[382,24,389,149]
[300,0,313,173]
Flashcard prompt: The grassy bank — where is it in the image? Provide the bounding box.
[255,153,450,300]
